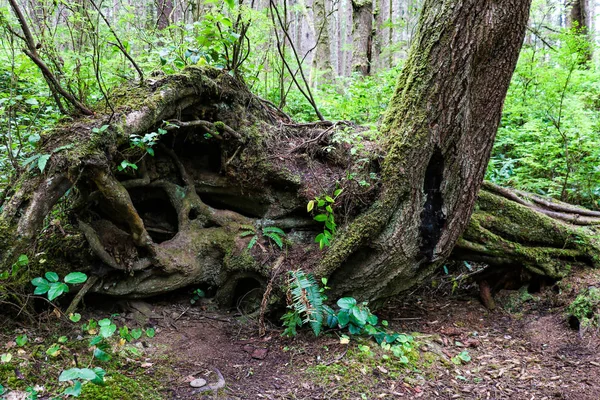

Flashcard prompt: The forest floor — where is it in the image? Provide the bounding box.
[2,266,600,400]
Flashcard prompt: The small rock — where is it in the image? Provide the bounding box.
[251,348,268,360]
[190,378,207,388]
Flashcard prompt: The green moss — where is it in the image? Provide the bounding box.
[80,373,162,400]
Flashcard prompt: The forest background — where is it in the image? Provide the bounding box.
[0,0,599,210]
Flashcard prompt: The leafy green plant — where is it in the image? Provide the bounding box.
[282,270,415,362]
[15,334,27,347]
[31,271,88,301]
[59,367,106,397]
[451,350,472,365]
[283,270,324,336]
[239,225,286,250]
[0,254,28,280]
[190,288,206,304]
[307,188,343,249]
[567,286,600,329]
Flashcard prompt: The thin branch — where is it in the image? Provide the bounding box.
[88,0,144,82]
[7,0,93,115]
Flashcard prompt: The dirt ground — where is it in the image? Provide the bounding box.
[134,266,600,400]
[2,266,600,400]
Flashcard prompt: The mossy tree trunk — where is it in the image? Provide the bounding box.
[4,0,599,310]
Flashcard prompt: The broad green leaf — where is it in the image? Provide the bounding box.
[31,277,48,287]
[89,336,102,346]
[46,343,60,357]
[100,323,117,339]
[337,297,357,309]
[131,328,143,340]
[91,367,106,385]
[307,200,314,212]
[64,381,82,397]
[15,334,27,347]
[0,383,5,395]
[314,214,327,222]
[48,282,69,301]
[59,368,80,381]
[145,328,156,338]
[97,318,111,327]
[45,272,59,283]
[38,154,51,172]
[93,348,112,362]
[69,313,81,323]
[16,255,29,266]
[64,272,88,284]
[337,310,349,327]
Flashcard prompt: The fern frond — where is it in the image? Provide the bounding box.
[287,270,324,336]
[239,230,256,237]
[247,235,258,249]
[264,232,283,248]
[262,226,285,236]
[240,224,256,232]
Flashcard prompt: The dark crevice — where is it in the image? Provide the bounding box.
[419,147,446,261]
[129,187,178,243]
[232,277,263,313]
[200,193,267,218]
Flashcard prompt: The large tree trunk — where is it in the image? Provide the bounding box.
[6,0,598,311]
[316,0,534,300]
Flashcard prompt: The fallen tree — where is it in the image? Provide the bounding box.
[2,0,599,311]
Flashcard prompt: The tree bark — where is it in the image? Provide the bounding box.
[317,0,533,301]
[312,0,335,82]
[568,0,592,62]
[157,0,174,29]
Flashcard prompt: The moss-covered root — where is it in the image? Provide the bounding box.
[453,187,600,280]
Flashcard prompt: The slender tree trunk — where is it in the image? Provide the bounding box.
[312,0,334,82]
[352,0,373,75]
[157,0,174,29]
[568,0,593,61]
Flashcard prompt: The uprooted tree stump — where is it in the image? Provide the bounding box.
[3,0,599,311]
[0,67,598,312]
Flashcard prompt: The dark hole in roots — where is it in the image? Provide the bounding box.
[171,132,222,173]
[200,193,267,218]
[129,187,178,243]
[233,277,263,314]
[189,208,200,220]
[568,315,580,330]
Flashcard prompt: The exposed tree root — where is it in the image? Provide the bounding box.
[1,67,599,311]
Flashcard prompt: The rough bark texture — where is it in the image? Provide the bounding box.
[5,0,598,311]
[351,0,373,75]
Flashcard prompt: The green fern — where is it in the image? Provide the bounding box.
[264,232,283,248]
[262,226,285,235]
[247,235,259,250]
[286,270,324,336]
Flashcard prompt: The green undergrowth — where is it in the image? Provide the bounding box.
[303,334,452,399]
[0,320,170,399]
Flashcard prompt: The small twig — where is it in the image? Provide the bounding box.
[259,255,285,336]
[65,275,99,316]
[324,349,348,366]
